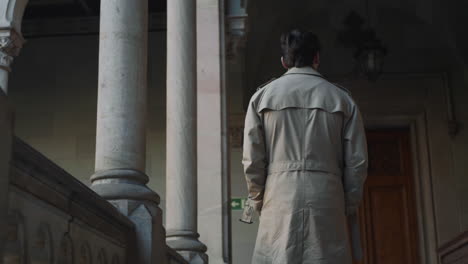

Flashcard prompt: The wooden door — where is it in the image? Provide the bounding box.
[355,129,419,264]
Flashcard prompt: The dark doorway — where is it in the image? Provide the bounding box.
[355,129,420,264]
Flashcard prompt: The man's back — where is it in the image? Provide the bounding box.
[257,67,354,175]
[242,29,367,264]
[243,67,368,264]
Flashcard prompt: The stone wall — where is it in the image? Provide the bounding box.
[5,138,134,263]
[449,67,468,233]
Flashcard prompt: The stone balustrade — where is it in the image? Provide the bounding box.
[3,137,188,263]
[0,0,223,262]
[439,231,468,264]
[4,137,135,263]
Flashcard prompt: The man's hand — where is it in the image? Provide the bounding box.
[239,199,254,224]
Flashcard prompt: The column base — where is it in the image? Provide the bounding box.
[91,169,166,263]
[110,199,167,264]
[90,169,160,204]
[167,230,208,263]
[178,251,209,264]
[166,230,207,251]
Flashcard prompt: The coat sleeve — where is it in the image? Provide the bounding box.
[343,104,368,215]
[242,98,267,212]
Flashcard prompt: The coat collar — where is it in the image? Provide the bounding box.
[284,67,323,77]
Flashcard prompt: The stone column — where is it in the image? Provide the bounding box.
[0,88,13,264]
[0,2,28,262]
[0,30,23,93]
[90,0,165,263]
[0,29,23,264]
[165,0,208,263]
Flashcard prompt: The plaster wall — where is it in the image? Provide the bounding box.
[8,33,167,209]
[450,67,468,232]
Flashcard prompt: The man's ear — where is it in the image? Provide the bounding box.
[313,53,320,69]
[281,57,289,69]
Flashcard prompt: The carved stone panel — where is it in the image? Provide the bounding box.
[111,255,119,264]
[8,139,134,264]
[79,242,92,264]
[30,223,53,264]
[96,249,107,264]
[3,212,26,264]
[57,235,74,264]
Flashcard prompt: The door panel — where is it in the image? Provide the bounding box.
[355,129,419,264]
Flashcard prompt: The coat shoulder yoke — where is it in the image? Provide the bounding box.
[254,73,355,117]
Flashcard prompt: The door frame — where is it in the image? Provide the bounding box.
[341,72,461,264]
[365,113,438,264]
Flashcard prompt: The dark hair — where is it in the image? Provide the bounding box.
[280,29,321,68]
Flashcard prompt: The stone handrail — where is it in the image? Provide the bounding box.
[438,231,468,264]
[4,137,136,263]
[3,137,189,263]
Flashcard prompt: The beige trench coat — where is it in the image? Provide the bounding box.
[243,67,368,264]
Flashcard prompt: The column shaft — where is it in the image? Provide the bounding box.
[95,0,147,175]
[166,0,197,232]
[0,71,8,94]
[91,0,156,201]
[0,89,13,264]
[91,0,165,263]
[166,0,207,260]
[0,28,24,263]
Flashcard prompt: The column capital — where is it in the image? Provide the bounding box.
[0,29,24,71]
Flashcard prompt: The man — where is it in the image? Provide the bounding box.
[241,29,368,264]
